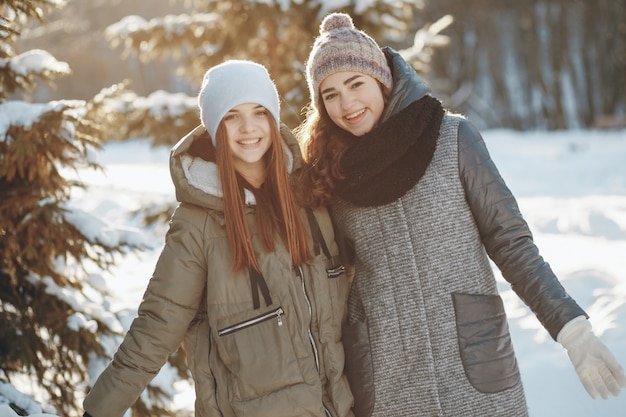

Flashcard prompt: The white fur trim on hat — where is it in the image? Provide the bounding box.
[197,60,280,146]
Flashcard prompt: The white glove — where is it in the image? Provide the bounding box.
[557,315,626,399]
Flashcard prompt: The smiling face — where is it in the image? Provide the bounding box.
[320,71,386,137]
[222,102,272,186]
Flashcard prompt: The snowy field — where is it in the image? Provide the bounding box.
[3,127,626,416]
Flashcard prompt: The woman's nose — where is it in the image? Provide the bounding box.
[341,94,354,110]
[239,117,253,132]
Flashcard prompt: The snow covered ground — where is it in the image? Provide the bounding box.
[3,128,626,416]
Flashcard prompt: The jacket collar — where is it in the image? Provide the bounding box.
[169,124,298,210]
[380,47,431,124]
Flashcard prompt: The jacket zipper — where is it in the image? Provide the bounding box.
[297,265,334,417]
[217,307,284,336]
[296,265,319,370]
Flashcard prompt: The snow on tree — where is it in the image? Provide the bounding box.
[398,14,453,74]
[1,1,186,416]
[102,0,442,137]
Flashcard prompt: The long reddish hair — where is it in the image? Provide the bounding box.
[215,116,311,272]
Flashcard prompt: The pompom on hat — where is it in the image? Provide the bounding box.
[198,60,280,146]
[305,13,393,109]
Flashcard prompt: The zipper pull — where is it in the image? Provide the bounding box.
[276,307,284,327]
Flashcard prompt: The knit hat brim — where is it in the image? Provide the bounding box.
[198,60,280,145]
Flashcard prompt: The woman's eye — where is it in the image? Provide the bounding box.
[224,114,237,121]
[351,81,363,89]
[256,109,268,117]
[323,93,336,101]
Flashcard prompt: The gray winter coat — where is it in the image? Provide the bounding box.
[335,48,586,417]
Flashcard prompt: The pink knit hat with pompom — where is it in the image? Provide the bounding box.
[305,13,392,109]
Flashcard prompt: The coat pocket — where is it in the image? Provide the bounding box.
[452,292,521,393]
[213,304,305,401]
[342,319,374,417]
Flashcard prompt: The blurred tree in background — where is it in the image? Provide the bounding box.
[422,0,626,130]
[1,1,188,416]
[100,0,425,144]
[21,0,625,134]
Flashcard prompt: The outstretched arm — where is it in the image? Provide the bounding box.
[457,118,625,399]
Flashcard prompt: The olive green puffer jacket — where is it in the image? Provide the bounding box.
[83,125,354,417]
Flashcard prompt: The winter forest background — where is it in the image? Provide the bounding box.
[1,0,625,416]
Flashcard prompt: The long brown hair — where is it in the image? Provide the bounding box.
[293,102,355,209]
[215,116,311,272]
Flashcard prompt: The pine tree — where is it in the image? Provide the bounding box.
[0,1,182,416]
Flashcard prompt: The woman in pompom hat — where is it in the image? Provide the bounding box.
[294,12,625,417]
[83,60,354,417]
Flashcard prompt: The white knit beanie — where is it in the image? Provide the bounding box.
[198,60,280,146]
[305,13,393,110]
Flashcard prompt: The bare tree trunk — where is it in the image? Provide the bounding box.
[547,0,566,129]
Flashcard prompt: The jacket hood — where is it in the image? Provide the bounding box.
[380,47,431,124]
[169,123,301,211]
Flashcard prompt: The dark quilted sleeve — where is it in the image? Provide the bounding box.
[457,119,586,340]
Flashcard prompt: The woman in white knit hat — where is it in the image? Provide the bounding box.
[83,60,354,417]
[294,12,626,417]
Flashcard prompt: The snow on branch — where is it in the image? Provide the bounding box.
[62,205,152,250]
[0,100,84,143]
[104,13,221,61]
[7,49,70,76]
[399,14,453,72]
[0,49,71,97]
